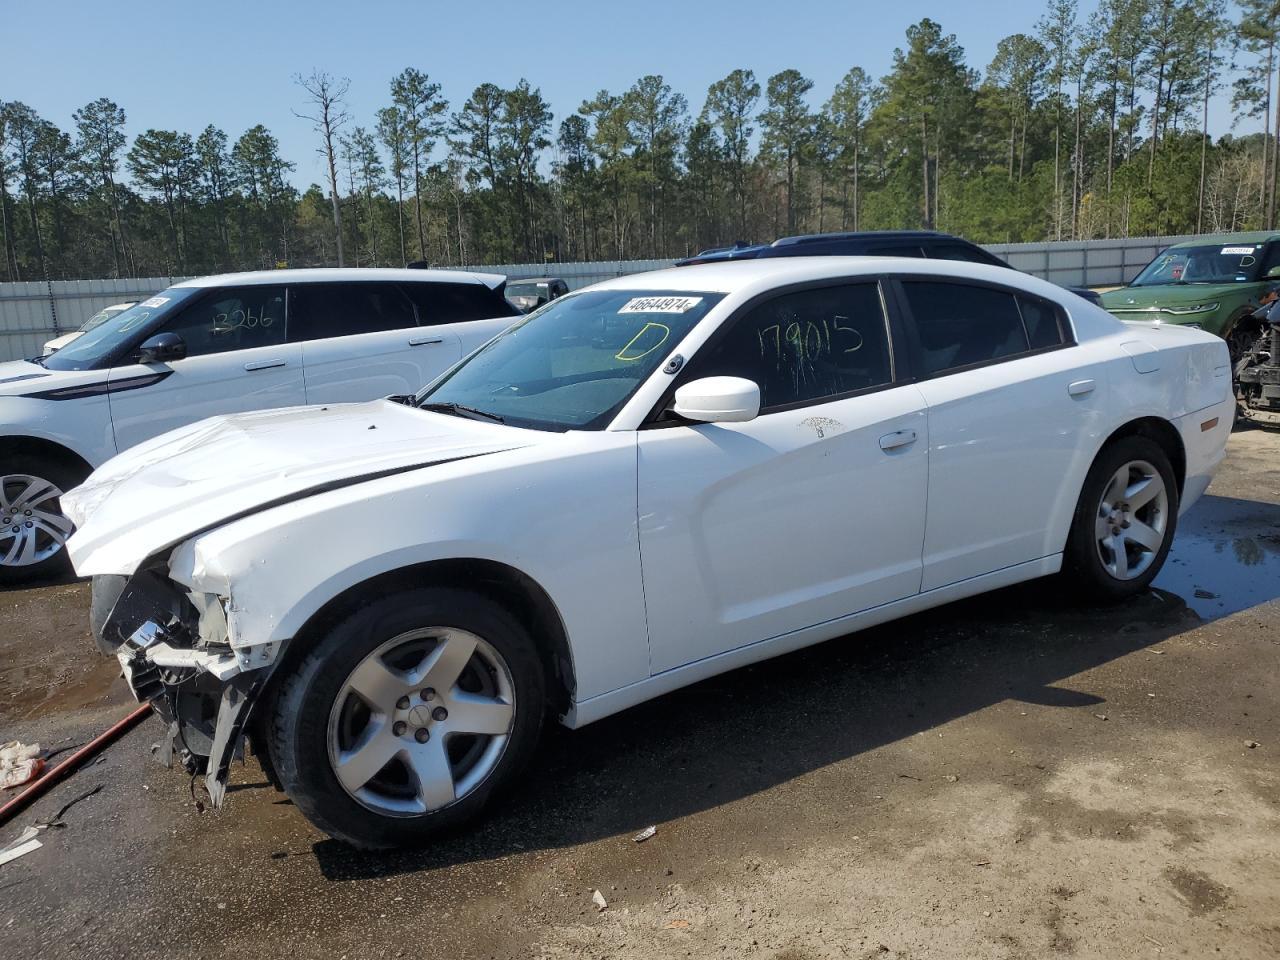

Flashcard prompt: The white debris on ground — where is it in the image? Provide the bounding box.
[0,826,42,866]
[0,741,43,790]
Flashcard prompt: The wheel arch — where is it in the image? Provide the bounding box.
[1098,416,1186,499]
[261,558,578,720]
[0,434,94,478]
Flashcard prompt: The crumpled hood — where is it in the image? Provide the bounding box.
[64,399,540,575]
[1099,283,1243,313]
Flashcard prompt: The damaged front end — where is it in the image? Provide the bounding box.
[96,569,272,807]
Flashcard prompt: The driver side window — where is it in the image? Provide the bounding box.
[688,282,894,411]
[162,286,287,358]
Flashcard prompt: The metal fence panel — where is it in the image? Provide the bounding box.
[0,236,1205,362]
[0,276,186,363]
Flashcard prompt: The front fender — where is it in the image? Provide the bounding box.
[168,433,649,704]
[0,396,115,468]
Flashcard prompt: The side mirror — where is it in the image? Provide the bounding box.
[672,376,761,423]
[1267,265,1280,279]
[137,332,186,364]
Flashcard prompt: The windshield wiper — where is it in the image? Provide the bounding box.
[417,401,505,424]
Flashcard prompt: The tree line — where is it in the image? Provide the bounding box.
[4,0,1280,282]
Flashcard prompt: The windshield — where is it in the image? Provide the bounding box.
[416,289,724,430]
[42,289,199,370]
[1131,243,1266,286]
[80,304,131,335]
[505,281,543,297]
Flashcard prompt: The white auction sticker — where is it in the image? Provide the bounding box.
[1221,246,1256,255]
[618,296,703,314]
[140,296,170,308]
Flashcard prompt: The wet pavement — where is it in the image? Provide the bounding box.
[1,426,1278,959]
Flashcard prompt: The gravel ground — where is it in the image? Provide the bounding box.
[1,426,1278,960]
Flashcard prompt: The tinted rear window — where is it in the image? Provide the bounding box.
[926,241,1006,267]
[404,282,518,326]
[289,283,417,341]
[902,281,1030,376]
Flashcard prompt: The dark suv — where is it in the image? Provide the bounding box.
[677,231,1102,306]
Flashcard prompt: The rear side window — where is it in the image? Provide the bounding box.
[404,282,518,326]
[689,282,893,410]
[901,281,1029,376]
[1017,295,1067,349]
[289,283,417,341]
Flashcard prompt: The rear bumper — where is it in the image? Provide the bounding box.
[1173,395,1235,514]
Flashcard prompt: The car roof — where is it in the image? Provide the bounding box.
[1168,231,1280,248]
[591,255,1053,297]
[771,229,957,247]
[171,267,506,290]
[506,277,564,284]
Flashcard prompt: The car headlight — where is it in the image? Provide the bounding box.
[1164,302,1219,315]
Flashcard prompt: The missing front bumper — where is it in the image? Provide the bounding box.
[106,579,267,808]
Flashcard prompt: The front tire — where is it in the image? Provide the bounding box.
[264,587,546,849]
[0,455,85,586]
[1063,436,1179,602]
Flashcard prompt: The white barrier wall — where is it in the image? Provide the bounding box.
[0,276,190,363]
[0,236,1198,362]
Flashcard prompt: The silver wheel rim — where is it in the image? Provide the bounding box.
[1094,459,1169,581]
[326,627,516,817]
[0,474,74,568]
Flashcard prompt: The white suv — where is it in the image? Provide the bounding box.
[0,268,519,582]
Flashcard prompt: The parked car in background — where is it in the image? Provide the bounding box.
[677,230,1104,305]
[1098,232,1280,361]
[43,302,136,354]
[0,268,519,582]
[505,277,569,312]
[69,256,1232,848]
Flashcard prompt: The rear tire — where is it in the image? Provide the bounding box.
[264,587,546,849]
[1063,436,1179,602]
[0,454,86,586]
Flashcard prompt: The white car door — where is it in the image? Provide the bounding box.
[403,280,523,364]
[638,280,929,675]
[291,282,460,403]
[894,278,1105,590]
[108,284,305,451]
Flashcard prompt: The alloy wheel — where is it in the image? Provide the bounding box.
[326,627,516,817]
[0,474,74,568]
[1094,459,1169,581]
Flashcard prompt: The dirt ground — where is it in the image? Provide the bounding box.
[1,426,1278,960]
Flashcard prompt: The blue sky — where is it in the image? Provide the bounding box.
[3,0,1256,189]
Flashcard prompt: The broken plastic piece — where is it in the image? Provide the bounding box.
[633,825,657,843]
[0,826,42,866]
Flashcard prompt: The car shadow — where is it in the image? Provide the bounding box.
[0,568,85,593]
[310,493,1280,881]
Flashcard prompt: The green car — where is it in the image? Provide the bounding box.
[1099,231,1280,361]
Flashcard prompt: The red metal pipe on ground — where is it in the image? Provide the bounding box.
[0,702,152,828]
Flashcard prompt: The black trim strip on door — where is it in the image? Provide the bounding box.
[22,371,173,401]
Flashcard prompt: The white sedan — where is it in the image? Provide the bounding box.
[65,257,1233,848]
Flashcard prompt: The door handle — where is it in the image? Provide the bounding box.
[244,358,287,371]
[879,429,918,451]
[1068,378,1096,397]
[409,336,444,346]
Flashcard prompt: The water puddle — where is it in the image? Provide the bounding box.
[1155,495,1280,619]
